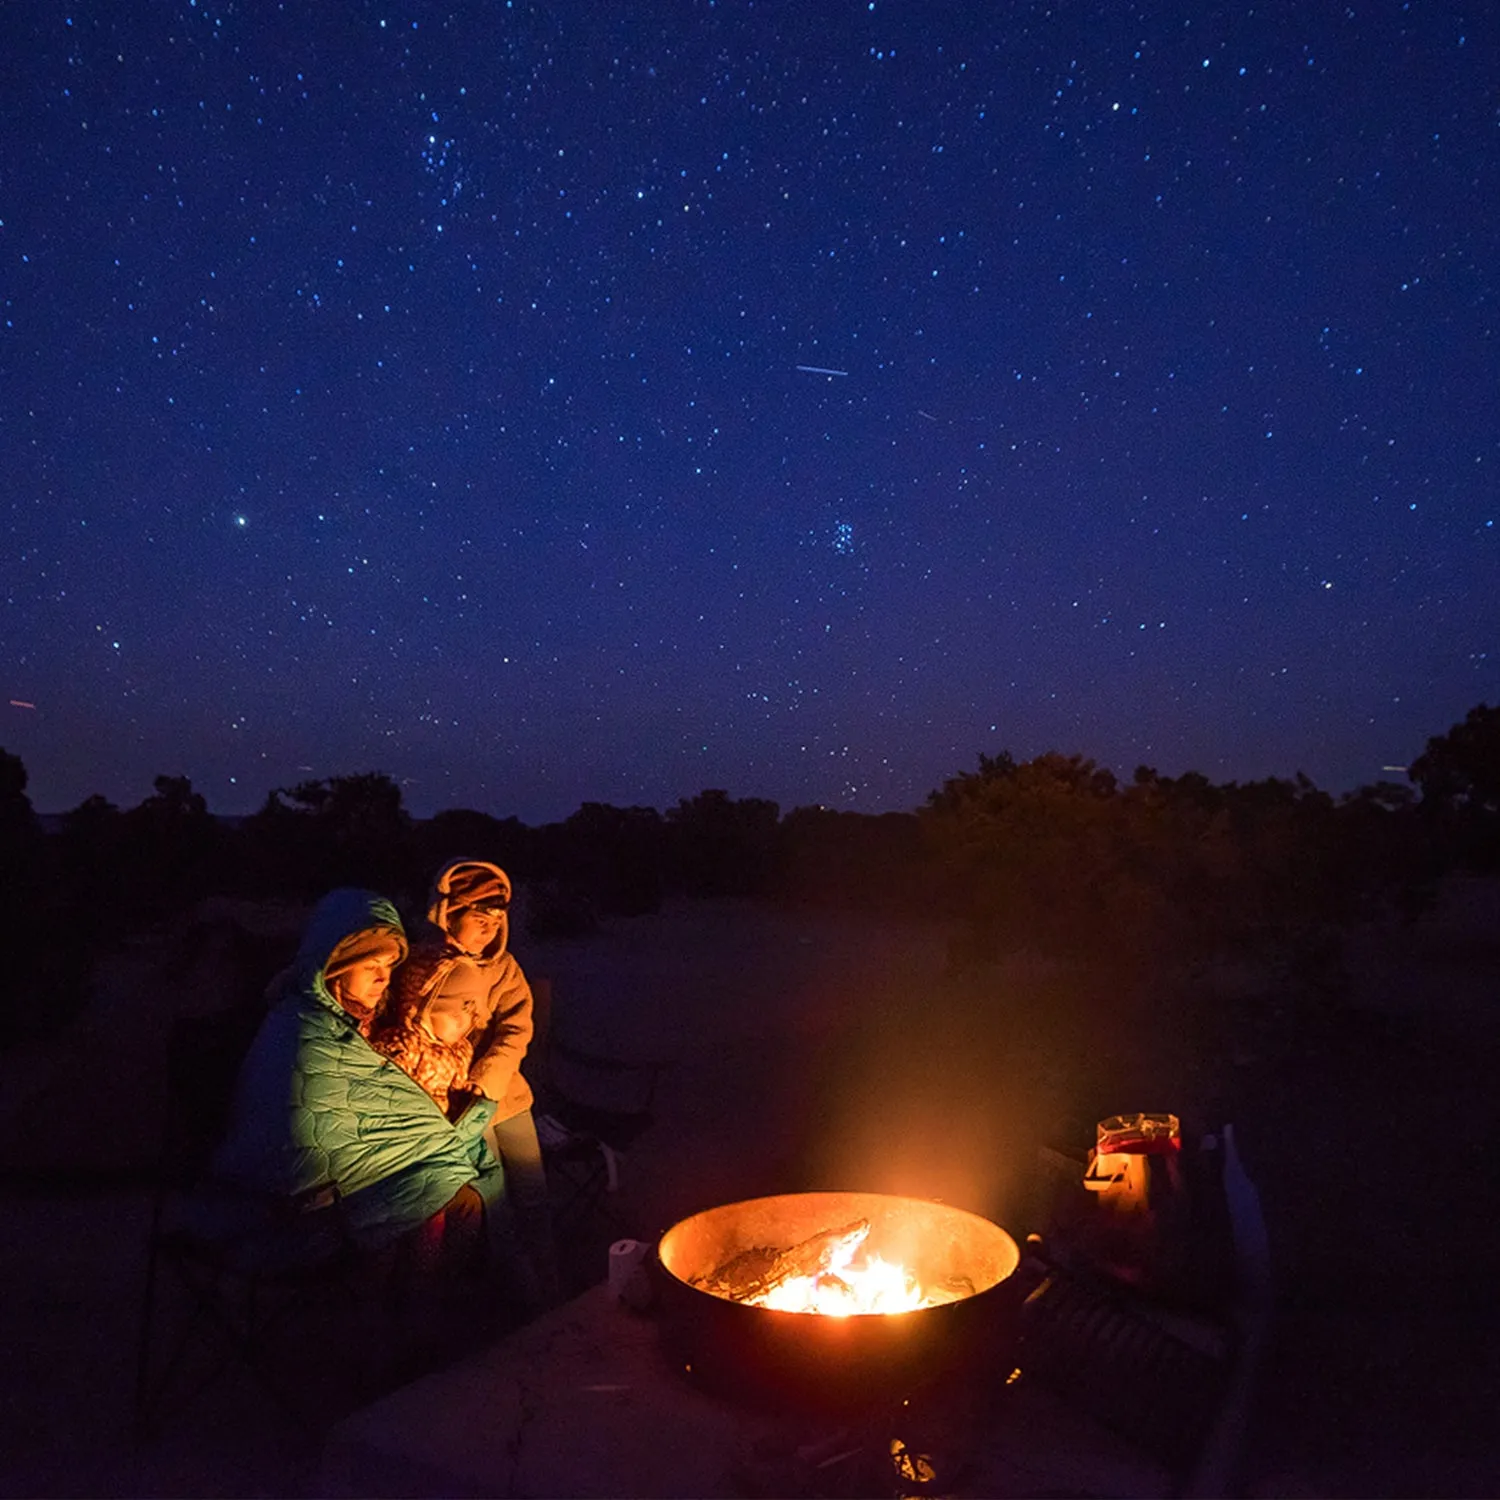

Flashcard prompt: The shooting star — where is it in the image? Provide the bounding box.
[9,700,35,710]
[795,364,849,377]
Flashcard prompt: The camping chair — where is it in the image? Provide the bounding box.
[1012,1124,1270,1497]
[528,978,673,1245]
[132,1005,370,1438]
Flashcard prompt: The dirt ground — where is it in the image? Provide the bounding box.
[1,880,1497,1497]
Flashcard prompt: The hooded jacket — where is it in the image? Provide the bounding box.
[210,888,504,1259]
[388,858,536,1122]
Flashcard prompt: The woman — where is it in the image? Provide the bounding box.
[210,887,505,1268]
[384,858,558,1303]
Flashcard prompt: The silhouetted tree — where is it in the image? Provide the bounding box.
[1410,703,1500,812]
[774,806,926,911]
[922,751,1425,991]
[553,802,666,916]
[1132,769,1360,986]
[0,747,57,1037]
[54,794,131,939]
[665,789,781,897]
[1336,778,1439,922]
[0,746,45,888]
[118,775,226,917]
[922,751,1150,969]
[415,809,532,875]
[1410,703,1500,869]
[237,771,414,896]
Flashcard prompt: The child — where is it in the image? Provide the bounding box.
[389,858,558,1306]
[372,987,478,1121]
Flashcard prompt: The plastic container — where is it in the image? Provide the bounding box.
[1095,1112,1181,1156]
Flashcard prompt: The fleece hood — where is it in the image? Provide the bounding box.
[426,858,512,962]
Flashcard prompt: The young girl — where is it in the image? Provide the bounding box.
[372,984,478,1120]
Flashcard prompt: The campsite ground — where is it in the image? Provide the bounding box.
[1,879,1497,1497]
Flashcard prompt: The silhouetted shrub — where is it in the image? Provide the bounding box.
[545,803,666,917]
[412,809,534,895]
[773,806,927,912]
[10,699,1494,1033]
[920,751,1434,990]
[665,789,780,897]
[1410,702,1500,871]
[118,775,230,918]
[235,772,414,897]
[522,877,601,940]
[0,747,69,1040]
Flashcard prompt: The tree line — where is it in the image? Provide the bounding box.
[2,702,1497,1040]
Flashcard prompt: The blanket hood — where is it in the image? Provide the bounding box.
[294,888,407,1003]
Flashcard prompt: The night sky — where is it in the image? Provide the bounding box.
[4,1,1495,824]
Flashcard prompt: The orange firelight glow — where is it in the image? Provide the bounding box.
[748,1250,928,1317]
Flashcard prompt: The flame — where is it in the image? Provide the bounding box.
[749,1247,926,1317]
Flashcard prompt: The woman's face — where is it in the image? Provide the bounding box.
[332,952,398,1012]
[451,904,504,956]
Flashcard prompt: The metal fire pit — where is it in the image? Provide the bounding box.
[655,1190,1022,1410]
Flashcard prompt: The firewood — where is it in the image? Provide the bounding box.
[694,1219,872,1304]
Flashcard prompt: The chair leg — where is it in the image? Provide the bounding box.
[135,1253,250,1440]
[137,1247,371,1439]
[546,1144,645,1245]
[547,1150,610,1236]
[133,1210,165,1440]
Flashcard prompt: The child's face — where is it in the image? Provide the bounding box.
[425,1004,469,1046]
[451,904,504,955]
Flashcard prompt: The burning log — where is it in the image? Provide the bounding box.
[692,1215,981,1316]
[693,1218,872,1304]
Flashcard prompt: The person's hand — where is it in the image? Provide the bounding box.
[449,1085,494,1126]
[446,1085,482,1122]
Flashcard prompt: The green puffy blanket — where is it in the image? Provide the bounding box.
[211,889,504,1259]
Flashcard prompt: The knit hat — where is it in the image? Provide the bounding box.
[439,862,511,911]
[323,925,408,987]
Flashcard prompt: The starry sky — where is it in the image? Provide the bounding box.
[4,1,1495,823]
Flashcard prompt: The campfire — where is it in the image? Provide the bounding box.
[655,1191,1022,1409]
[692,1216,976,1317]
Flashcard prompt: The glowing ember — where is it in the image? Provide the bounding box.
[752,1250,926,1316]
[693,1215,979,1317]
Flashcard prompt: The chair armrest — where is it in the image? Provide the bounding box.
[289,1181,342,1217]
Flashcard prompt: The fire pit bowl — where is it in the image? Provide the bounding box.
[655,1190,1022,1411]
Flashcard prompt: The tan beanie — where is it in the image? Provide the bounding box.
[324,926,408,986]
